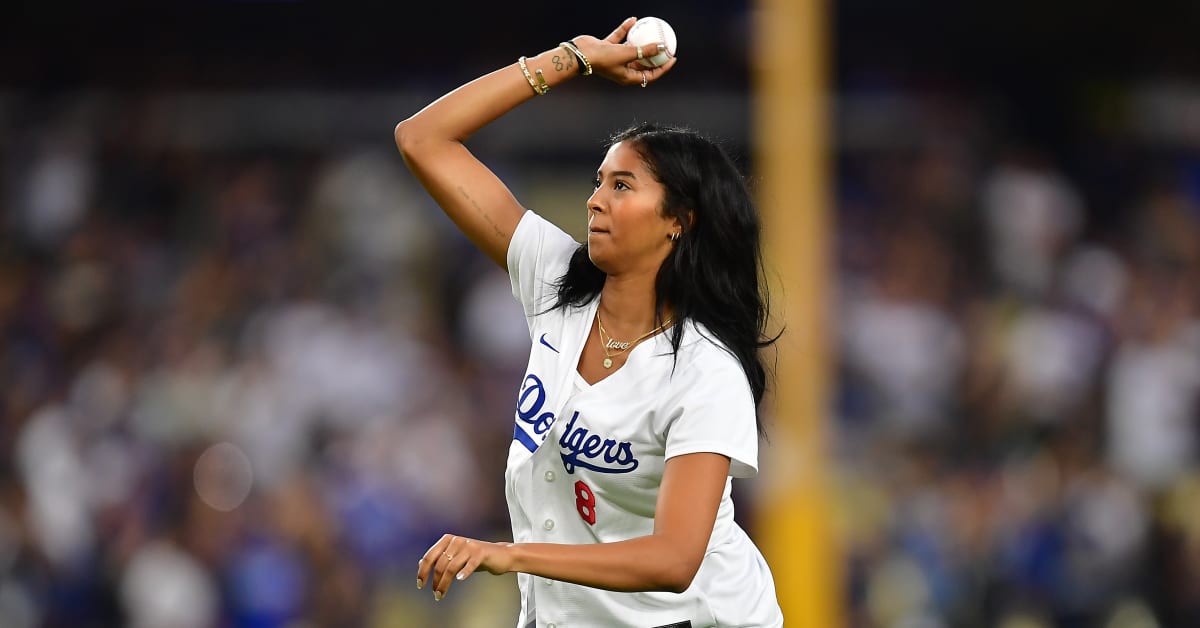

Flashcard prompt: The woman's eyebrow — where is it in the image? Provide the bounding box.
[596,169,638,179]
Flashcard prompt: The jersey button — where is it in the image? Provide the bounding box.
[544,470,555,482]
[543,518,555,531]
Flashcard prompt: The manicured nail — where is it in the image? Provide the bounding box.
[434,591,444,602]
[657,44,666,53]
[416,578,423,589]
[456,572,465,581]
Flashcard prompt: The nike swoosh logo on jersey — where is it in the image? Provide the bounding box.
[538,333,559,353]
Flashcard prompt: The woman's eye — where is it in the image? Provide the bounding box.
[592,178,630,191]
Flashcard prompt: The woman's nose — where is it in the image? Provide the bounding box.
[586,189,603,213]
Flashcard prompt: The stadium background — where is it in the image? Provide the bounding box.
[1,1,1199,626]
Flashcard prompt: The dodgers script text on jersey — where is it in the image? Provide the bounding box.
[517,374,640,474]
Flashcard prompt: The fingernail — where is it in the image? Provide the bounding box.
[456,572,465,581]
[657,44,666,53]
[434,591,444,602]
[416,578,423,589]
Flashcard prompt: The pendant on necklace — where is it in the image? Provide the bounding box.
[603,357,613,369]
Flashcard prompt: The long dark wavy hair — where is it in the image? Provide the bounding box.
[552,122,777,434]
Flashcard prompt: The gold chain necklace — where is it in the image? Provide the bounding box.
[596,311,673,369]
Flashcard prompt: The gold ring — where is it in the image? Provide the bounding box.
[636,46,644,61]
[640,72,648,88]
[444,553,453,560]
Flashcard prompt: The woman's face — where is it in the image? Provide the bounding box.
[586,141,679,275]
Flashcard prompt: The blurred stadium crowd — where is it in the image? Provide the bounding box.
[833,84,1200,627]
[0,91,540,627]
[1,4,1199,627]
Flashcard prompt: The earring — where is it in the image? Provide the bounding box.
[669,232,680,241]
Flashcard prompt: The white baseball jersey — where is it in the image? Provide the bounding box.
[504,211,784,628]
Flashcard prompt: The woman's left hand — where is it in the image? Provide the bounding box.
[416,533,516,601]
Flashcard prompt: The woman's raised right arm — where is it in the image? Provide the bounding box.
[394,18,675,270]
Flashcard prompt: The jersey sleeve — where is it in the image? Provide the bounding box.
[663,344,760,478]
[507,210,582,330]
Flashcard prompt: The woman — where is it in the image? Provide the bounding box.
[399,17,783,627]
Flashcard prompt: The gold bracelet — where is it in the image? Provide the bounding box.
[559,40,592,76]
[517,56,547,96]
[534,68,550,94]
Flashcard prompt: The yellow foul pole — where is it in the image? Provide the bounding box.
[753,0,840,626]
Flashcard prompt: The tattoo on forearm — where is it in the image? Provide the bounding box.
[551,53,574,73]
[457,185,505,239]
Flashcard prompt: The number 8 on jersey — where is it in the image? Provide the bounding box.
[574,480,597,525]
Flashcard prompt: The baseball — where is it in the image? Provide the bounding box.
[626,17,677,68]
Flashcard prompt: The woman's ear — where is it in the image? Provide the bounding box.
[667,210,693,241]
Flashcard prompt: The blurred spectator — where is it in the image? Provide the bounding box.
[981,156,1083,297]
